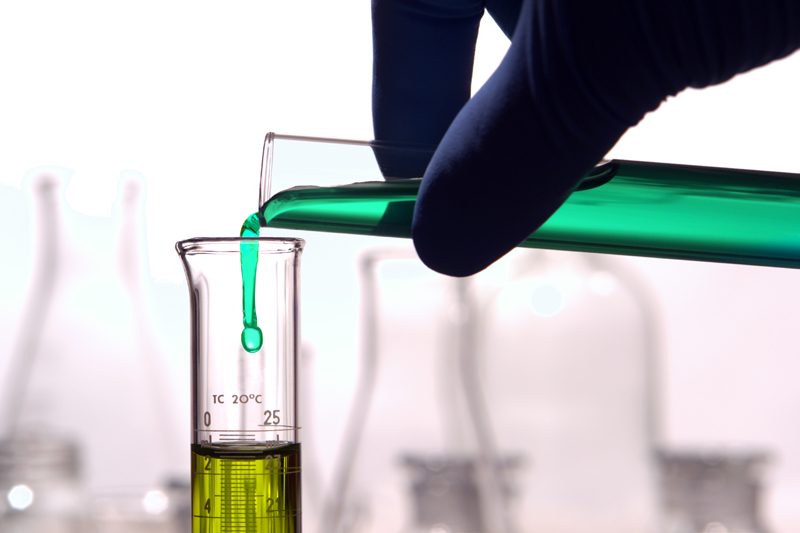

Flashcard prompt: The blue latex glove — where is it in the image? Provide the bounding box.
[372,0,800,276]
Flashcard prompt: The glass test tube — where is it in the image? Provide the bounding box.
[177,237,304,533]
[259,134,800,270]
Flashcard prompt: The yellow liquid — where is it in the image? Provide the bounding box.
[191,443,301,533]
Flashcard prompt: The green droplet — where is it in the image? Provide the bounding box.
[241,326,263,353]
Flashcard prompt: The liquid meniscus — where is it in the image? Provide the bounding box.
[192,443,301,533]
[240,213,262,353]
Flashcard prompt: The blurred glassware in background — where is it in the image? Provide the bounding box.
[658,449,770,533]
[400,454,521,533]
[317,245,661,533]
[88,483,190,533]
[478,249,661,532]
[320,248,516,533]
[0,169,187,532]
[0,435,83,533]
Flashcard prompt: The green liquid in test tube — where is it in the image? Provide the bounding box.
[260,157,800,270]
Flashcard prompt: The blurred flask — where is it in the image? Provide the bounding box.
[320,245,661,533]
[478,249,661,532]
[658,450,770,533]
[0,436,83,533]
[0,169,185,532]
[88,484,190,533]
[320,248,520,533]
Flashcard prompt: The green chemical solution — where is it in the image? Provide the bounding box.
[240,213,262,353]
[260,160,800,270]
[192,443,301,533]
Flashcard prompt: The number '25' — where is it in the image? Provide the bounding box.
[263,410,280,425]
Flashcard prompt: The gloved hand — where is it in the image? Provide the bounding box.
[372,0,800,277]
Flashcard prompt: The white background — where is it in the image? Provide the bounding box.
[2,0,800,530]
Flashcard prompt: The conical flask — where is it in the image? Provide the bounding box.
[477,248,660,533]
[319,245,660,533]
[320,247,516,533]
[0,168,185,528]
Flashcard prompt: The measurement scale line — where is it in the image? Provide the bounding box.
[198,472,296,476]
[218,505,255,508]
[199,429,297,435]
[221,506,255,515]
[198,513,302,516]
[195,513,301,518]
[208,471,295,475]
[198,427,298,432]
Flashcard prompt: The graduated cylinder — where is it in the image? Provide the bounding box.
[177,237,304,533]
